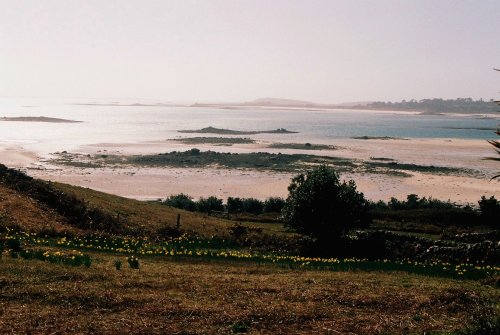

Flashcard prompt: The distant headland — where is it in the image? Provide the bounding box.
[192,97,498,115]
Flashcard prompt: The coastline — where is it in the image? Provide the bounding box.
[2,136,497,204]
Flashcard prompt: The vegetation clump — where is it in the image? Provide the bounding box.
[282,166,371,241]
[127,255,140,269]
[268,142,337,150]
[0,164,123,233]
[172,137,255,145]
[162,195,285,216]
[478,196,500,227]
[163,193,197,211]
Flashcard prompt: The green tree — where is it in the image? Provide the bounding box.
[196,196,224,214]
[282,166,370,240]
[263,197,286,213]
[163,193,196,211]
[226,197,244,213]
[486,68,500,179]
[478,196,500,226]
[242,198,264,214]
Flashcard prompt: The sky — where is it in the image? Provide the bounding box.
[0,0,499,103]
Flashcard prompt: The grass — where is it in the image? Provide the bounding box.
[51,150,356,173]
[0,168,499,334]
[172,137,256,145]
[365,161,478,176]
[352,136,408,140]
[5,230,498,280]
[267,142,338,150]
[50,149,480,178]
[51,182,250,238]
[0,252,498,334]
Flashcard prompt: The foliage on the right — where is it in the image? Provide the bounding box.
[282,165,371,241]
[486,68,499,179]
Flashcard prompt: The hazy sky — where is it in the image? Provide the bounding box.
[1,0,499,103]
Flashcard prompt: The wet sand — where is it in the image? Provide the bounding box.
[0,146,39,168]
[2,137,499,204]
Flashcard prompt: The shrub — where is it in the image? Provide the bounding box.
[228,223,248,239]
[231,321,249,333]
[479,196,500,227]
[127,256,140,269]
[387,194,457,210]
[163,193,196,211]
[263,197,286,213]
[6,238,22,252]
[242,198,264,214]
[114,260,122,270]
[227,197,244,213]
[188,148,201,155]
[282,166,371,241]
[196,196,224,213]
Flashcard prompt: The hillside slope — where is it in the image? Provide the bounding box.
[0,164,266,238]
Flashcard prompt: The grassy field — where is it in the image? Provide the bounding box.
[0,167,498,334]
[1,251,498,335]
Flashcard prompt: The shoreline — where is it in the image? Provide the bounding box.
[26,166,500,204]
[1,137,498,204]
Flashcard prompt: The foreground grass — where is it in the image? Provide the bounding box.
[1,253,498,335]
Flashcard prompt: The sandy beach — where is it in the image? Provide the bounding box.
[1,136,497,205]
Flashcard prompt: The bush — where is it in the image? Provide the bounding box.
[163,193,196,211]
[282,166,371,241]
[127,256,140,269]
[242,198,264,214]
[6,238,22,252]
[196,196,224,213]
[231,321,250,333]
[479,196,500,227]
[228,223,248,239]
[387,194,457,210]
[227,197,244,213]
[263,197,286,213]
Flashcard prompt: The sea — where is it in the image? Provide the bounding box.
[0,97,498,155]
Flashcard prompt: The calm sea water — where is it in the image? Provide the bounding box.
[0,97,498,154]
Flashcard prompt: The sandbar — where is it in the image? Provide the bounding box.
[0,116,82,123]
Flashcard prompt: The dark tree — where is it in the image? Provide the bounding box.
[263,197,286,213]
[478,196,500,226]
[242,198,264,214]
[163,193,196,211]
[282,165,370,240]
[226,197,244,213]
[486,68,500,179]
[196,196,224,213]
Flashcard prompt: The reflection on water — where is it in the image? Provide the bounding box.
[0,97,497,154]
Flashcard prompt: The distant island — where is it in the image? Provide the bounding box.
[192,97,498,115]
[0,116,82,123]
[352,136,408,140]
[178,126,298,135]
